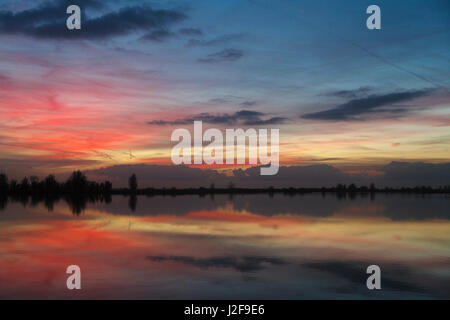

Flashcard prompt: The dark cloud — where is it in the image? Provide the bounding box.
[147,255,287,273]
[143,25,204,42]
[379,161,450,187]
[208,98,229,104]
[241,100,258,107]
[198,48,244,63]
[0,1,186,39]
[243,117,287,125]
[234,161,450,188]
[142,29,174,42]
[147,109,286,126]
[187,33,244,47]
[85,163,225,188]
[304,260,427,294]
[234,164,349,188]
[322,86,372,99]
[302,89,433,121]
[178,28,202,36]
[307,157,343,162]
[84,162,450,189]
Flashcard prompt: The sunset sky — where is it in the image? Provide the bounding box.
[0,0,449,183]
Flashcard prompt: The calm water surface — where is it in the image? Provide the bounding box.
[0,193,449,299]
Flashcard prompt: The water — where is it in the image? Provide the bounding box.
[0,193,449,299]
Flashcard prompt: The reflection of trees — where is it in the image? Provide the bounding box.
[128,195,137,212]
[0,193,112,215]
[64,194,88,216]
[17,194,29,207]
[1,192,449,221]
[0,171,113,214]
[0,194,7,211]
[44,196,57,212]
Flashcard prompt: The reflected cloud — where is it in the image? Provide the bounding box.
[303,260,448,297]
[1,193,449,299]
[147,255,287,273]
[1,193,450,221]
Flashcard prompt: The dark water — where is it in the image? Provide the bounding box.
[0,193,449,299]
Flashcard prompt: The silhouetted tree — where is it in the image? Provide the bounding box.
[348,183,357,192]
[0,169,449,215]
[104,181,112,194]
[9,179,17,193]
[0,170,113,215]
[44,175,59,194]
[19,177,30,194]
[30,176,40,194]
[268,185,275,198]
[0,173,8,194]
[66,170,88,194]
[129,173,137,192]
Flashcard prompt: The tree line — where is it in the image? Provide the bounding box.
[0,171,112,196]
[1,171,449,197]
[1,170,449,215]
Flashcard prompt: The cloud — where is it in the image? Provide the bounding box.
[147,109,287,126]
[143,25,204,42]
[241,100,258,107]
[147,255,286,273]
[209,98,229,104]
[302,89,434,121]
[178,28,202,36]
[77,161,450,199]
[243,116,287,125]
[322,86,372,99]
[304,260,426,293]
[198,48,244,63]
[379,161,450,187]
[141,29,174,42]
[232,164,350,188]
[85,164,226,188]
[233,161,450,188]
[187,33,244,47]
[0,1,186,39]
[82,161,450,189]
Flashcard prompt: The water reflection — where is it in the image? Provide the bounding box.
[1,193,449,221]
[0,194,449,299]
[0,194,7,211]
[128,195,137,213]
[0,193,112,215]
[89,193,449,221]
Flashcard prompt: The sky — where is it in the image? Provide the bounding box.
[0,0,449,185]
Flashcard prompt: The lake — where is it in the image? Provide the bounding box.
[0,193,449,299]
